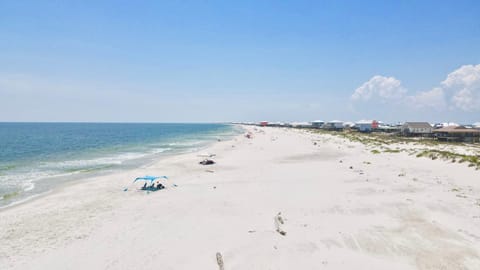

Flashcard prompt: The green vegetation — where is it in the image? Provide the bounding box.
[308,128,473,148]
[384,149,401,153]
[416,150,480,169]
[306,128,480,170]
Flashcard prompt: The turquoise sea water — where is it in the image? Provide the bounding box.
[0,123,240,207]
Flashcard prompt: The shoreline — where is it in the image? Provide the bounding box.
[0,126,247,268]
[0,124,243,211]
[2,125,480,269]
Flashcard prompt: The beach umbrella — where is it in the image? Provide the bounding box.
[124,175,168,191]
[133,175,168,182]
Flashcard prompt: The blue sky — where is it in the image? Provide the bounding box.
[1,1,479,123]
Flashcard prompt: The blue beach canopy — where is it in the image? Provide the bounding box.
[123,175,169,191]
[133,175,168,182]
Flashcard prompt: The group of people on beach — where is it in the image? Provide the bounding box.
[141,181,165,191]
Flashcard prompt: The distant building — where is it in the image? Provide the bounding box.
[343,122,355,129]
[311,120,324,128]
[259,121,268,127]
[291,122,312,128]
[401,122,433,136]
[441,122,460,127]
[266,122,286,127]
[376,125,400,133]
[434,126,480,143]
[355,120,377,132]
[324,120,344,130]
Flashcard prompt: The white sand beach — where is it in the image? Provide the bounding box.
[1,126,480,270]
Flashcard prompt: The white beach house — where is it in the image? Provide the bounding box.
[311,120,325,128]
[324,120,344,130]
[355,120,375,132]
[401,122,433,136]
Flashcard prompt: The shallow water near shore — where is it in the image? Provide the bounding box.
[0,122,240,208]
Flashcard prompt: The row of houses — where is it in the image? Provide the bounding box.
[254,120,386,131]
[402,122,480,143]
[245,120,480,143]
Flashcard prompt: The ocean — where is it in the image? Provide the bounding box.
[0,123,240,208]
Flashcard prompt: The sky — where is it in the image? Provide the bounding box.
[1,0,479,123]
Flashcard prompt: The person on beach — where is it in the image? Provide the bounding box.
[156,182,164,190]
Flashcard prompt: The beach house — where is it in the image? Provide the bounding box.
[355,120,376,132]
[311,120,324,128]
[433,126,480,143]
[401,122,433,136]
[290,122,312,128]
[343,122,355,129]
[376,124,400,133]
[323,120,344,130]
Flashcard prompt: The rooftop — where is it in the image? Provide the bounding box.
[403,122,432,129]
[434,126,480,134]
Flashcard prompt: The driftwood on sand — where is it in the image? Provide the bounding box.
[274,212,286,236]
[216,252,224,270]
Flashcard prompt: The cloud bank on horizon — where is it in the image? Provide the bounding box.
[351,64,480,120]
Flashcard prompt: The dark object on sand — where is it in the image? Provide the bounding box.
[274,212,287,236]
[141,182,164,191]
[216,252,225,270]
[199,159,215,165]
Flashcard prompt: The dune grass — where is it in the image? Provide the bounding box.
[307,128,480,170]
[415,150,479,169]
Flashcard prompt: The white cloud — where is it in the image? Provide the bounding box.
[353,65,480,113]
[405,64,480,111]
[441,64,480,111]
[442,64,480,88]
[351,75,407,101]
[408,87,446,109]
[452,88,480,111]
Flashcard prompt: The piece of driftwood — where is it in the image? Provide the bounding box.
[274,212,287,236]
[216,252,224,270]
